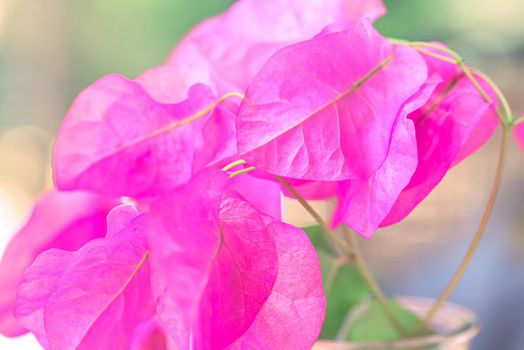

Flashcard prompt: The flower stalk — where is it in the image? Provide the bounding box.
[274,175,409,336]
[420,125,509,327]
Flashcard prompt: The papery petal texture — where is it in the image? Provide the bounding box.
[147,169,278,348]
[148,169,323,349]
[331,74,437,237]
[53,73,224,198]
[168,0,386,94]
[382,47,499,225]
[227,174,282,220]
[453,104,500,165]
[192,99,240,171]
[130,319,171,350]
[0,190,115,337]
[332,118,417,238]
[516,121,524,152]
[14,205,153,350]
[136,63,214,104]
[227,218,325,349]
[237,22,428,181]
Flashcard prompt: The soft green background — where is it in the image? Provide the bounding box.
[1,0,522,129]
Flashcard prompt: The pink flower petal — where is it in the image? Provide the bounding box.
[453,107,500,165]
[129,319,170,350]
[227,174,282,220]
[333,119,417,238]
[136,63,214,104]
[227,218,325,349]
[237,22,428,181]
[0,191,115,337]
[148,169,323,348]
[168,0,386,94]
[14,205,153,350]
[332,75,438,237]
[147,169,277,348]
[453,77,500,165]
[515,121,524,151]
[382,48,499,226]
[53,74,223,198]
[192,99,240,171]
[285,179,339,201]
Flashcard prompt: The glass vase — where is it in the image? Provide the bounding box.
[314,296,479,350]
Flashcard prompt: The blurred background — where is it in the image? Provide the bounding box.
[0,0,523,348]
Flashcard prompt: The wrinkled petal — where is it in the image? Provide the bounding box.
[168,0,386,94]
[193,99,240,171]
[0,191,115,337]
[515,121,524,152]
[331,74,437,237]
[53,73,224,198]
[382,47,499,226]
[14,205,153,350]
[333,119,417,238]
[147,169,278,348]
[148,168,323,348]
[237,22,428,181]
[227,218,325,349]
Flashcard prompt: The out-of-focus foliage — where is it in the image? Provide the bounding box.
[70,0,233,94]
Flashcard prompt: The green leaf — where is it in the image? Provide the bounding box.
[302,226,370,339]
[347,299,434,342]
[302,225,332,254]
[320,253,369,339]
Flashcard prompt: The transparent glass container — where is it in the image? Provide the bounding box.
[314,297,479,350]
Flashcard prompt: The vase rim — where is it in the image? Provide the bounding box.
[315,295,479,350]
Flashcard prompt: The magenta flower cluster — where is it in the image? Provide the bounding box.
[1,0,522,349]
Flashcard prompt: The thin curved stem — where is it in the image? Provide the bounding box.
[420,126,509,326]
[273,175,349,254]
[471,69,513,123]
[514,116,524,126]
[229,166,256,178]
[276,175,409,335]
[109,92,244,156]
[222,159,247,171]
[342,226,410,337]
[409,42,494,106]
[390,38,514,125]
[413,47,456,64]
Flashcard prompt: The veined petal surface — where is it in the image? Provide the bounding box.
[148,169,323,349]
[14,205,153,350]
[53,74,222,198]
[0,191,115,337]
[237,22,428,181]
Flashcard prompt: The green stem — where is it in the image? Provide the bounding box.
[390,38,513,125]
[413,47,456,64]
[275,175,409,335]
[273,175,349,256]
[229,166,256,178]
[342,226,410,337]
[514,116,524,126]
[420,126,509,326]
[353,54,394,89]
[222,159,247,171]
[471,69,513,123]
